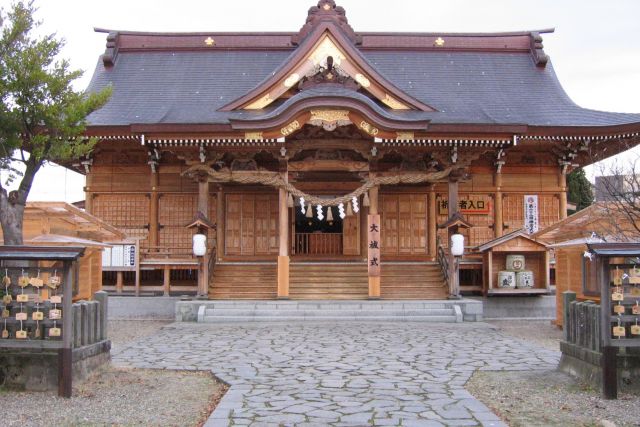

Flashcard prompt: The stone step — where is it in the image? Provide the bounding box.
[204,308,456,317]
[200,315,460,323]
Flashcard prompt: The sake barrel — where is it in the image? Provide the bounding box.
[497,271,516,288]
[516,270,535,288]
[506,254,525,271]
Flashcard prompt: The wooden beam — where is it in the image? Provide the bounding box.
[448,179,459,218]
[163,266,170,296]
[428,187,437,258]
[277,173,290,298]
[85,173,93,214]
[559,168,568,220]
[198,178,209,215]
[368,184,380,299]
[494,171,503,237]
[149,172,159,248]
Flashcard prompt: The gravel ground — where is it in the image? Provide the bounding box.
[0,320,228,427]
[468,320,640,427]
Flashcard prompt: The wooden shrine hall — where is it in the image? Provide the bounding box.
[78,0,640,300]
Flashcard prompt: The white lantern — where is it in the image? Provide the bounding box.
[193,233,207,257]
[451,234,464,256]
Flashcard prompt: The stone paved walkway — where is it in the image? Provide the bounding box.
[113,322,559,427]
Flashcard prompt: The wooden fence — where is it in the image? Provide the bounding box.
[563,292,601,354]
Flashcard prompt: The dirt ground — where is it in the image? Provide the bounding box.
[0,320,228,427]
[468,320,640,427]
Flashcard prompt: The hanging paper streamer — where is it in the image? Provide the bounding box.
[300,197,306,215]
[338,203,346,219]
[352,196,359,213]
[306,203,313,218]
[327,206,334,222]
[317,205,324,221]
[363,192,370,207]
[287,193,294,208]
[346,201,354,216]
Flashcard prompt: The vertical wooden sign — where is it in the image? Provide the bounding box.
[368,214,381,276]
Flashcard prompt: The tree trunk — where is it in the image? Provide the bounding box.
[0,194,25,245]
[0,160,40,245]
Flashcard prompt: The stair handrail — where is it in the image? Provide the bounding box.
[208,243,217,284]
[436,236,451,292]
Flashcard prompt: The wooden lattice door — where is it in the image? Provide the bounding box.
[159,194,198,255]
[225,193,279,256]
[381,194,427,256]
[93,194,149,246]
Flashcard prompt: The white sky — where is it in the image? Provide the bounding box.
[4,0,639,201]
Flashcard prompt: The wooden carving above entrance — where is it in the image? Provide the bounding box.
[221,24,435,112]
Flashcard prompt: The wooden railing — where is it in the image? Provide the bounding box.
[142,245,195,260]
[436,236,450,291]
[294,233,342,255]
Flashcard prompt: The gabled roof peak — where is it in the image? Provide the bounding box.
[293,0,359,46]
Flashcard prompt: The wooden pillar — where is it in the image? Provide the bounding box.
[428,186,437,258]
[134,239,141,297]
[494,172,503,237]
[84,173,93,214]
[115,271,123,294]
[149,172,159,248]
[163,265,170,296]
[277,174,290,299]
[198,178,209,215]
[216,186,224,260]
[368,185,380,299]
[559,167,568,220]
[448,178,459,217]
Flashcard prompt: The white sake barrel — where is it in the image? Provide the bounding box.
[497,271,516,288]
[506,254,525,271]
[516,271,535,288]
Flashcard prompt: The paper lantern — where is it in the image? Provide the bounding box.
[192,233,207,257]
[450,234,464,256]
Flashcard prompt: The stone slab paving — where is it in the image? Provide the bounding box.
[113,322,559,427]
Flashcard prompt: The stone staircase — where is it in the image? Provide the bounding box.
[195,300,476,323]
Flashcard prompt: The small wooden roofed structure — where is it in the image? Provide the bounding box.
[534,203,640,326]
[477,228,550,295]
[0,202,126,300]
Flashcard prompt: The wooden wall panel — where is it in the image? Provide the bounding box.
[381,196,399,255]
[159,194,198,254]
[539,195,560,228]
[225,193,279,257]
[502,194,524,233]
[343,213,360,255]
[93,194,150,245]
[381,194,427,256]
[225,195,242,255]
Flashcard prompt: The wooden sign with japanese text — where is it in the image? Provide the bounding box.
[368,214,381,276]
[437,198,491,215]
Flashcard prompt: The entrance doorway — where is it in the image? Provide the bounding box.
[293,205,343,255]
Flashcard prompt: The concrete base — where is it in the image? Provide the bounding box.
[472,295,555,319]
[0,340,110,391]
[559,341,640,391]
[176,299,483,323]
[109,296,181,320]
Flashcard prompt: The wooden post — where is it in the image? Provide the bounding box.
[134,239,141,297]
[448,179,459,217]
[562,291,577,340]
[494,172,503,237]
[559,167,568,220]
[59,260,73,398]
[149,172,159,248]
[602,346,618,399]
[84,173,93,214]
[216,186,224,260]
[163,265,170,296]
[428,187,437,258]
[368,186,380,299]
[277,178,290,299]
[448,175,461,298]
[115,271,123,294]
[198,178,209,214]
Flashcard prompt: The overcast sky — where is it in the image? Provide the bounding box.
[6,0,639,201]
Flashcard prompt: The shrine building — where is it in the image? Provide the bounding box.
[79,0,640,300]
